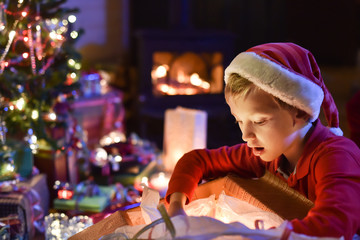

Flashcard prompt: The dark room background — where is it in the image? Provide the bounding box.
[64,0,360,148]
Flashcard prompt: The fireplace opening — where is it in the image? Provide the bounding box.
[151,51,223,96]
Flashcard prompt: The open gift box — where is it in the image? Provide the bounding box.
[69,171,314,240]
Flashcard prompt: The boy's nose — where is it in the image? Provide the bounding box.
[241,125,255,142]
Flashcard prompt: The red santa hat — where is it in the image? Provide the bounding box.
[224,42,343,136]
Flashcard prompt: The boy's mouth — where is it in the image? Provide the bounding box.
[253,147,264,156]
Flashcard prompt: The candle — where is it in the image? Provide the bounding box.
[149,172,170,196]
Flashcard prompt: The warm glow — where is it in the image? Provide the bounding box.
[155,65,167,78]
[23,36,29,42]
[167,87,177,95]
[68,59,75,66]
[185,88,197,95]
[70,72,77,79]
[68,15,77,23]
[150,172,170,193]
[22,52,29,58]
[21,11,27,17]
[74,63,81,70]
[190,73,201,86]
[62,19,69,26]
[9,30,16,40]
[31,110,39,119]
[141,177,149,187]
[114,155,122,162]
[159,84,170,93]
[201,81,210,89]
[103,137,112,146]
[70,31,78,39]
[15,98,25,110]
[4,163,15,172]
[56,34,64,41]
[51,18,59,25]
[58,189,73,200]
[49,31,57,40]
[177,70,187,83]
[30,135,37,143]
[49,112,57,121]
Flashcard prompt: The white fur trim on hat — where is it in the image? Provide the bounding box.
[224,52,324,122]
[329,127,343,136]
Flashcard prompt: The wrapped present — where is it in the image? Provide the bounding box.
[53,185,115,213]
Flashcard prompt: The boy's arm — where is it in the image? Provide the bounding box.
[167,192,187,217]
[165,144,264,205]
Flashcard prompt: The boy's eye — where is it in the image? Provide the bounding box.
[254,120,266,125]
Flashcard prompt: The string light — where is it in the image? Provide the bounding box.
[68,59,75,66]
[49,112,57,121]
[14,98,25,110]
[70,31,78,39]
[74,63,81,70]
[31,110,39,119]
[68,15,77,23]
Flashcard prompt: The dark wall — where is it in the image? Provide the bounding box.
[130,0,360,66]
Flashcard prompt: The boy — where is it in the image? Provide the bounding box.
[165,42,360,240]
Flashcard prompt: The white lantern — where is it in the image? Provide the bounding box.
[163,106,207,172]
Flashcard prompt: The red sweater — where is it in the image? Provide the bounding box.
[166,120,360,240]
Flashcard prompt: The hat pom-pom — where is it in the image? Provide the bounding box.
[329,127,343,136]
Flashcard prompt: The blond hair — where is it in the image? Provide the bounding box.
[224,73,304,114]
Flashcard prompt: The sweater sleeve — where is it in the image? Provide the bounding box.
[290,144,360,240]
[165,143,265,204]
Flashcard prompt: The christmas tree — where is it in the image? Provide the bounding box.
[0,0,83,151]
[0,0,83,180]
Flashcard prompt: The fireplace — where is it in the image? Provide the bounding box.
[151,50,223,96]
[132,0,242,148]
[135,28,242,148]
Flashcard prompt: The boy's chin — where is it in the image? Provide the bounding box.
[259,154,277,162]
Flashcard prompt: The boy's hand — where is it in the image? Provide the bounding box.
[168,192,187,217]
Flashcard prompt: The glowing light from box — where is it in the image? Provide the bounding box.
[58,189,73,200]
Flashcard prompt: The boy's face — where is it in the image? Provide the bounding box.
[227,88,304,163]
